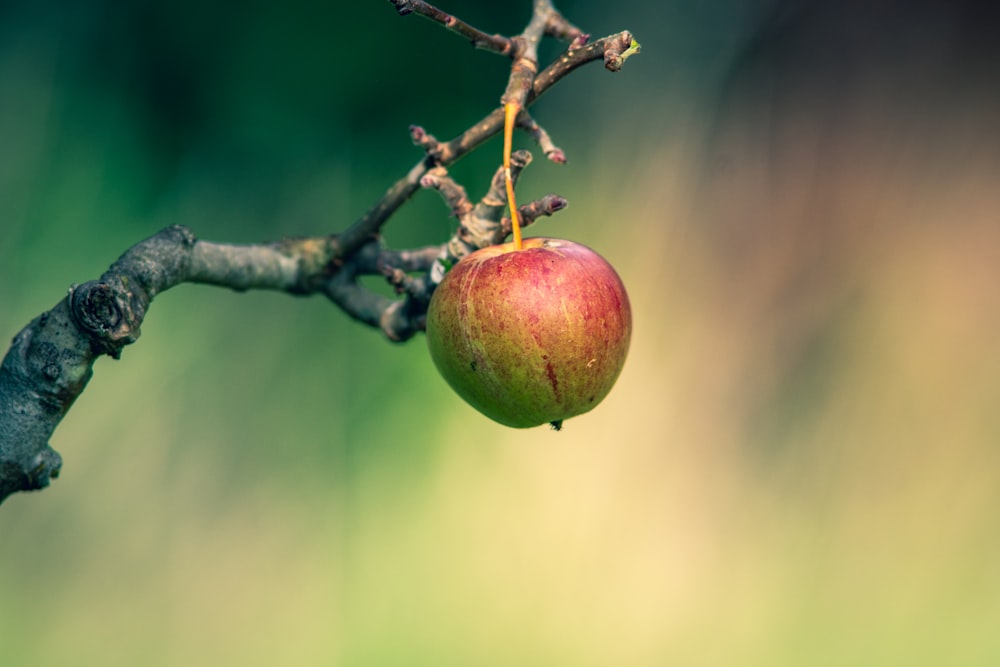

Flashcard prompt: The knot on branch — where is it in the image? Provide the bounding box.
[379,300,425,342]
[603,31,640,72]
[502,193,568,236]
[69,280,145,358]
[410,125,445,164]
[0,448,63,501]
[389,0,415,16]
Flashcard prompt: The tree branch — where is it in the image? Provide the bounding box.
[0,1,640,504]
[334,26,637,257]
[388,0,515,55]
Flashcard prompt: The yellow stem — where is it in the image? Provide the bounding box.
[503,101,523,251]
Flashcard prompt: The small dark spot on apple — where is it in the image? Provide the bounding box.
[588,396,595,403]
[550,420,563,431]
[470,361,477,372]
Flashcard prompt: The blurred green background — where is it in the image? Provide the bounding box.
[3,1,1000,665]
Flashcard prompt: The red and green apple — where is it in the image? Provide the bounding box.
[426,237,631,429]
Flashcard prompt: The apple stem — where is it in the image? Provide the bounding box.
[503,101,523,251]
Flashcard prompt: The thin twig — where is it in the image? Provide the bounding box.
[388,0,514,55]
[518,112,567,163]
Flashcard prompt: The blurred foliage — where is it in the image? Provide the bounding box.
[2,0,1000,665]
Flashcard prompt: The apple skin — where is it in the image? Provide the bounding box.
[426,237,631,428]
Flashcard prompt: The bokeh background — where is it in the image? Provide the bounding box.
[3,0,999,664]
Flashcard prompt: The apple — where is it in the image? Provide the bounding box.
[426,237,631,429]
